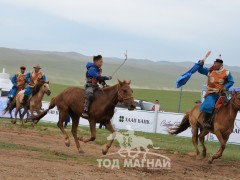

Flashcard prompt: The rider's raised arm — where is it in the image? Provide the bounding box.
[224,72,234,90]
[197,62,209,76]
[11,74,17,86]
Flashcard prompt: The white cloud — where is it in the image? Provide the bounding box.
[2,0,240,41]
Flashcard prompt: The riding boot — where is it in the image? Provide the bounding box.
[203,112,212,129]
[82,99,90,118]
[21,95,28,105]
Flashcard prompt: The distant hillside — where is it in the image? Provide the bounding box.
[0,47,239,91]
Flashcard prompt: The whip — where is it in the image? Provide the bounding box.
[111,50,128,77]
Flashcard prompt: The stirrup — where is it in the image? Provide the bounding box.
[203,122,212,129]
[82,112,89,118]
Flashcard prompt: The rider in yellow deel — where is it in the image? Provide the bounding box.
[198,55,234,129]
[7,65,27,104]
[21,64,46,105]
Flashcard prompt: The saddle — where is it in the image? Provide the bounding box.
[214,96,225,110]
[208,96,226,128]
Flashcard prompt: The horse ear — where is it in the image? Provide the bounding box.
[118,79,123,87]
[128,80,131,85]
[47,81,49,84]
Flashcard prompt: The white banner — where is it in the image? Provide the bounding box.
[1,97,240,145]
[112,108,155,133]
[0,97,26,118]
[156,112,192,137]
[41,102,90,126]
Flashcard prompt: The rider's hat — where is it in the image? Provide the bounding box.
[33,64,41,69]
[20,65,26,69]
[215,54,223,64]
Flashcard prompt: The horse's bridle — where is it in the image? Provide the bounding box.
[117,84,133,103]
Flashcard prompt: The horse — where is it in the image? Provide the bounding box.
[30,80,136,155]
[3,80,51,127]
[169,91,240,164]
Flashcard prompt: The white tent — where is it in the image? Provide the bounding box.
[0,68,12,91]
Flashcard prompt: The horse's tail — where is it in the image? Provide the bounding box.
[30,96,56,121]
[3,101,16,115]
[168,112,190,135]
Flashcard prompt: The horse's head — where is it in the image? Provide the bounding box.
[37,80,51,96]
[232,90,240,109]
[117,80,136,110]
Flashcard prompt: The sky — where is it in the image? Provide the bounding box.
[0,0,239,65]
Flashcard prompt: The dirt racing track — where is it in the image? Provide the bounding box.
[0,121,240,180]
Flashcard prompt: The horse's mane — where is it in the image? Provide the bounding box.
[31,80,46,96]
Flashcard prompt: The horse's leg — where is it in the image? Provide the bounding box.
[191,125,200,157]
[12,105,20,125]
[198,128,209,159]
[30,109,42,127]
[79,119,96,143]
[57,111,70,147]
[208,131,227,164]
[102,121,116,155]
[70,114,84,154]
[20,107,28,128]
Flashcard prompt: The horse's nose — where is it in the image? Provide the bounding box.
[128,104,136,111]
[47,90,51,96]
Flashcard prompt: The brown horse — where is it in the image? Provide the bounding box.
[3,80,51,127]
[31,80,135,154]
[169,91,240,164]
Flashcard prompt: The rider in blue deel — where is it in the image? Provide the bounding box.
[82,55,112,118]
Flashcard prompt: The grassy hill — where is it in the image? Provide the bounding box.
[1,47,240,90]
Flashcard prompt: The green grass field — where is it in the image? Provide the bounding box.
[44,83,200,113]
[0,119,239,162]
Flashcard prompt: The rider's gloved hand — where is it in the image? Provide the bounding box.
[198,60,204,66]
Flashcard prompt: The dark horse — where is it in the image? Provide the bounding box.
[31,80,136,154]
[169,91,240,164]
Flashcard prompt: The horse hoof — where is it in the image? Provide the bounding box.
[11,120,16,124]
[78,149,85,154]
[196,155,202,160]
[78,137,84,141]
[65,140,70,147]
[102,149,108,155]
[208,160,213,164]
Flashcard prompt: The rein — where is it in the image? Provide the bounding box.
[116,84,133,101]
[229,96,240,117]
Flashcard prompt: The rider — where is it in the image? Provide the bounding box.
[82,55,112,118]
[198,55,234,129]
[21,64,46,105]
[7,65,27,104]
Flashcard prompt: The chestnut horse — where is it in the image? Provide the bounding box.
[169,91,240,164]
[3,80,51,127]
[31,80,135,154]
